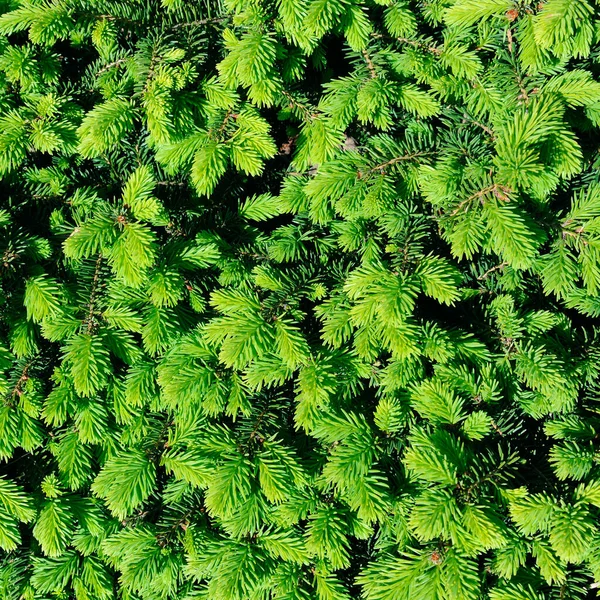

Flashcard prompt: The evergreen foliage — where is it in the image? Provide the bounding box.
[1,0,600,598]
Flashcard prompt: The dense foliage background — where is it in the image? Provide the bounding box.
[2,0,600,598]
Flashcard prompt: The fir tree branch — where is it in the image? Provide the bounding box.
[9,360,34,404]
[449,184,511,217]
[281,91,318,121]
[393,36,441,55]
[169,17,230,30]
[367,151,436,174]
[96,58,128,76]
[477,262,508,280]
[85,254,103,334]
[462,113,495,140]
[362,50,378,79]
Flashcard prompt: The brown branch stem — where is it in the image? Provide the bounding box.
[86,254,103,334]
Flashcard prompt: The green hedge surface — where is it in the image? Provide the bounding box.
[1,0,600,599]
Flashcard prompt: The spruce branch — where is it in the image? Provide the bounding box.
[2,1,600,597]
[8,359,35,405]
[362,50,378,79]
[96,58,128,76]
[169,17,230,30]
[367,150,436,174]
[85,254,103,334]
[477,262,508,280]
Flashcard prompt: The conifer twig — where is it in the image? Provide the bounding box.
[281,91,318,120]
[477,262,508,280]
[96,58,128,76]
[367,151,435,174]
[9,360,34,403]
[362,50,378,78]
[449,184,511,217]
[85,254,103,334]
[169,16,230,30]
[394,36,442,55]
